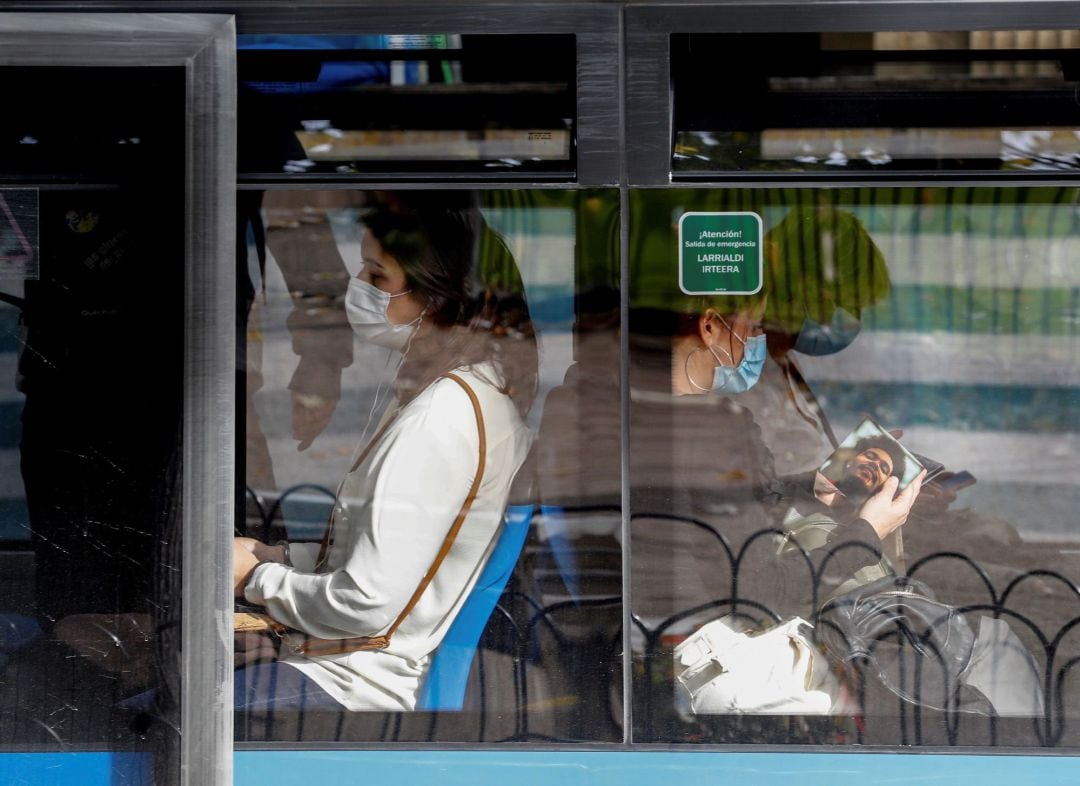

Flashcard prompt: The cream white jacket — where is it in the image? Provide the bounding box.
[245,365,533,710]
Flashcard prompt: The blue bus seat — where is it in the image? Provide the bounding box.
[539,504,578,599]
[416,503,534,711]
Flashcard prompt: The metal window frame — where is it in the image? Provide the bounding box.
[0,1,620,185]
[227,0,626,747]
[226,1,623,745]
[626,0,1080,185]
[0,12,237,786]
[621,0,1080,755]
[229,1,622,187]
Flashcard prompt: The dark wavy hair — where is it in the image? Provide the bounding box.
[362,192,539,417]
[850,435,906,480]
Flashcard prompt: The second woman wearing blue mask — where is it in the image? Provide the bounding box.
[678,308,767,396]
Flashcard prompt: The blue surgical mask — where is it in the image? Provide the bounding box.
[710,333,766,394]
[793,307,861,356]
[686,317,767,395]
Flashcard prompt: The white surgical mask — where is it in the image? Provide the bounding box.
[345,278,421,353]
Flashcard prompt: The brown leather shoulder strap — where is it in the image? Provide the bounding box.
[300,372,486,656]
[382,372,486,641]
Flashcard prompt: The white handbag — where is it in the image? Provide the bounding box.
[673,616,854,715]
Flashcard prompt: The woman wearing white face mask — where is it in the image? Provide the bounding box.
[232,193,537,713]
[343,221,432,354]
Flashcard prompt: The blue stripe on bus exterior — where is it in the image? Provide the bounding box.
[234,750,1080,786]
[6,750,1072,785]
[0,753,150,785]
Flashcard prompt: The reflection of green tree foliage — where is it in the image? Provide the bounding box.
[475,223,525,294]
[763,203,891,335]
[856,186,1079,237]
[480,189,620,293]
[479,186,1078,331]
[843,186,1079,337]
[869,285,1079,336]
[629,189,766,318]
[629,189,891,327]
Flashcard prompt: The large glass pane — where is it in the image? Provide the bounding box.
[235,188,621,742]
[0,66,186,780]
[630,186,1080,747]
[672,31,1080,175]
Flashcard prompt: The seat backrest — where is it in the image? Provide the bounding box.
[416,502,534,711]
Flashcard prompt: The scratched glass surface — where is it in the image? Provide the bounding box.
[629,187,1080,747]
[0,66,186,778]
[236,188,622,742]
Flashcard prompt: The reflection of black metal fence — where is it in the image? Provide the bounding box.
[632,511,1080,748]
[244,483,336,543]
[238,491,624,743]
[240,491,1080,747]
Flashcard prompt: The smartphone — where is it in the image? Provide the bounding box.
[911,452,945,482]
[931,470,976,493]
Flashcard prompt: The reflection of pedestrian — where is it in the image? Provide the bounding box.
[233,194,538,711]
[239,191,357,492]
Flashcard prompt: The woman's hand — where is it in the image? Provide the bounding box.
[233,539,261,598]
[235,536,287,564]
[858,469,927,540]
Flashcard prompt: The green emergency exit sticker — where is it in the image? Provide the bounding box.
[678,212,762,295]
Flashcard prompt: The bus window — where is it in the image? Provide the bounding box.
[629,186,1080,746]
[234,187,622,743]
[0,65,186,778]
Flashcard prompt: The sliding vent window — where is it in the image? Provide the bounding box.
[238,35,576,177]
[672,31,1080,175]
